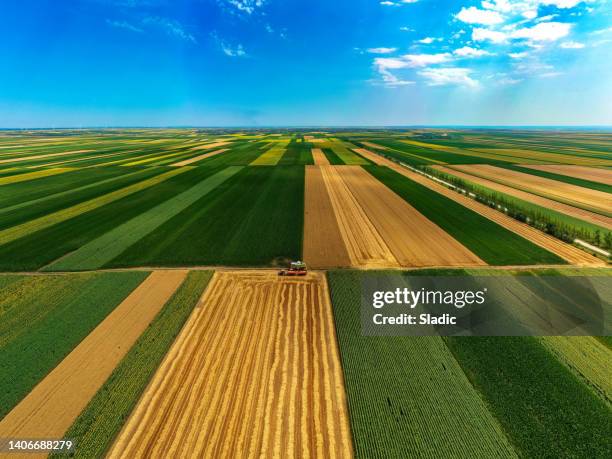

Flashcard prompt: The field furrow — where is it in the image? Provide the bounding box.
[108,271,353,458]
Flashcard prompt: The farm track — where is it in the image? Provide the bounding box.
[340,165,486,267]
[319,165,399,268]
[433,165,612,230]
[109,271,353,459]
[303,166,351,268]
[452,164,612,218]
[311,148,330,165]
[0,270,187,452]
[355,148,605,266]
[523,164,612,186]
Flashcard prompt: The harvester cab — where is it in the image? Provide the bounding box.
[278,260,307,276]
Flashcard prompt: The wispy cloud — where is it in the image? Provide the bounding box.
[367,47,398,54]
[456,7,504,25]
[380,0,418,6]
[212,33,247,57]
[418,67,478,87]
[106,19,143,33]
[222,0,266,14]
[142,16,196,42]
[416,37,442,44]
[454,46,492,57]
[560,40,585,48]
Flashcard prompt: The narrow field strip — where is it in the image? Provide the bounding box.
[122,149,197,166]
[0,167,75,186]
[310,148,330,165]
[0,149,93,165]
[250,144,287,165]
[505,164,612,194]
[171,148,228,166]
[0,272,148,419]
[109,271,353,458]
[453,164,612,217]
[328,140,369,165]
[523,164,612,186]
[356,148,603,265]
[60,271,213,459]
[434,165,612,230]
[319,165,399,268]
[0,168,188,247]
[327,271,517,458]
[338,166,486,267]
[0,270,187,441]
[303,166,351,268]
[539,336,612,405]
[46,167,243,270]
[190,140,232,151]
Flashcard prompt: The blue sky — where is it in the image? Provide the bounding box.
[1,0,611,127]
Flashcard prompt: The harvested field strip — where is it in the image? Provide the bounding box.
[508,164,612,193]
[445,336,612,457]
[61,271,213,459]
[366,165,565,265]
[0,271,187,441]
[453,164,612,217]
[435,165,612,230]
[0,168,188,247]
[327,270,517,458]
[539,336,612,405]
[190,140,232,151]
[171,148,228,166]
[109,271,353,458]
[46,167,243,271]
[0,149,94,165]
[311,148,330,165]
[0,168,160,217]
[0,271,148,419]
[250,144,287,165]
[122,148,197,166]
[338,166,485,267]
[523,164,612,186]
[111,166,304,267]
[319,165,399,268]
[26,149,140,168]
[303,166,351,268]
[360,140,446,165]
[0,167,75,186]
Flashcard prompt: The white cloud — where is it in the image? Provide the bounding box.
[456,6,504,25]
[403,53,452,66]
[472,28,508,43]
[106,19,143,33]
[221,43,246,57]
[536,14,558,22]
[224,0,265,14]
[400,26,414,32]
[416,37,442,44]
[540,0,585,8]
[511,22,571,41]
[367,47,398,54]
[560,40,585,48]
[591,26,612,35]
[380,1,396,5]
[418,67,478,87]
[454,46,492,57]
[509,51,529,58]
[142,17,196,43]
[380,0,418,5]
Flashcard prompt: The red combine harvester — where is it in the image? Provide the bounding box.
[278,261,307,276]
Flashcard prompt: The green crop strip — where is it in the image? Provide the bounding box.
[445,336,612,457]
[56,271,212,459]
[365,165,565,265]
[0,167,76,186]
[328,140,370,165]
[112,166,304,267]
[321,148,345,164]
[327,270,517,458]
[46,166,243,270]
[0,272,148,419]
[0,168,189,247]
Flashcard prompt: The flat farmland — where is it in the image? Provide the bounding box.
[522,164,612,186]
[109,271,353,458]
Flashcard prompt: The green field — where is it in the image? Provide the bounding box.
[0,272,148,419]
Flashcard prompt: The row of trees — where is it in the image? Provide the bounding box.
[421,166,612,252]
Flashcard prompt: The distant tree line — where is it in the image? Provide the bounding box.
[421,166,612,253]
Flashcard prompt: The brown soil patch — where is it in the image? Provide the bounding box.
[338,166,486,267]
[303,166,351,268]
[523,164,612,186]
[108,271,353,459]
[311,148,330,166]
[172,149,229,166]
[0,150,94,165]
[453,164,611,217]
[434,165,612,230]
[361,141,388,150]
[0,270,188,445]
[319,165,399,268]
